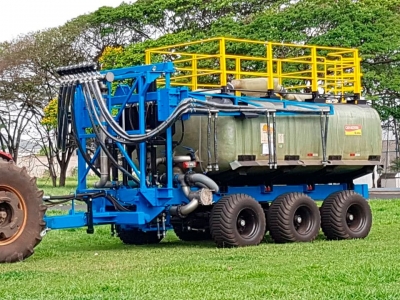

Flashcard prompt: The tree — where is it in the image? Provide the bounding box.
[27,26,88,187]
[389,157,400,173]
[0,24,88,186]
[67,0,285,65]
[0,38,45,163]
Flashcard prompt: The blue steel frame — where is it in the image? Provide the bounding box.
[44,62,369,231]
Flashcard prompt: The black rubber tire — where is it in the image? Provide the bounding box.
[0,161,47,263]
[320,190,372,240]
[268,192,320,243]
[173,225,211,241]
[118,228,163,245]
[209,194,266,247]
[261,202,270,234]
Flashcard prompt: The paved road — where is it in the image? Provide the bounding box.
[368,188,400,199]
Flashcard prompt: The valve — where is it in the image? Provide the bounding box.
[182,146,196,161]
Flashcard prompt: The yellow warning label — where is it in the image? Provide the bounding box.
[345,125,362,136]
[260,123,273,143]
[260,123,274,155]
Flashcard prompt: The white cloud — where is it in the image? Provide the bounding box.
[0,0,126,42]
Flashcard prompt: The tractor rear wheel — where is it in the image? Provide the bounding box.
[268,192,320,243]
[320,190,372,240]
[0,161,46,263]
[210,194,266,247]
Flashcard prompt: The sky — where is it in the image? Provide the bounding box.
[0,0,126,42]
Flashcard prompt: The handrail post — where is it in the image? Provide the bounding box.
[193,54,198,91]
[311,46,318,98]
[235,57,241,96]
[340,58,344,102]
[353,49,361,102]
[219,38,227,87]
[266,42,274,96]
[145,50,150,65]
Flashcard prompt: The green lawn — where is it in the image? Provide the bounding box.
[37,176,98,196]
[1,193,400,299]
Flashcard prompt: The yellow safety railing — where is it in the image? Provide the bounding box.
[145,37,361,99]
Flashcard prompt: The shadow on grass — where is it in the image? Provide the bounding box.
[54,231,329,254]
[262,232,327,243]
[57,238,218,253]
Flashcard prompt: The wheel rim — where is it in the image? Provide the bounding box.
[293,205,314,235]
[346,204,366,232]
[0,188,27,246]
[236,208,259,239]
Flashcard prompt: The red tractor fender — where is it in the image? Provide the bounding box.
[0,151,13,161]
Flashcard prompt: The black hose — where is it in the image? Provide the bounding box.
[44,191,131,212]
[86,81,193,143]
[56,84,63,149]
[82,82,140,184]
[174,118,185,148]
[70,83,101,177]
[61,83,73,152]
[57,83,67,149]
[86,83,271,144]
[87,80,270,143]
[88,79,193,143]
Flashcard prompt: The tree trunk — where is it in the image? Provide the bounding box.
[57,147,74,187]
[48,158,58,187]
[59,168,67,187]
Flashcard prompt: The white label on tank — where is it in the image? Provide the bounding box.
[260,124,274,155]
[260,123,273,144]
[262,143,274,155]
[278,133,284,144]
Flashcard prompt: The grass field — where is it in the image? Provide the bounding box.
[36,176,98,196]
[1,180,400,299]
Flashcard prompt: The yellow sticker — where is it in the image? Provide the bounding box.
[345,125,362,136]
[260,123,273,143]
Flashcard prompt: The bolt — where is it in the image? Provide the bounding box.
[0,210,7,225]
[348,214,354,221]
[239,219,246,227]
[296,216,302,224]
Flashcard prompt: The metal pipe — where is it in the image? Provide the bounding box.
[94,123,110,187]
[150,155,193,169]
[177,175,190,197]
[173,155,192,163]
[169,173,219,217]
[186,173,219,193]
[80,85,274,144]
[207,111,212,171]
[266,112,272,167]
[93,82,110,188]
[213,113,219,171]
[81,82,139,184]
[175,198,199,216]
[272,112,277,168]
